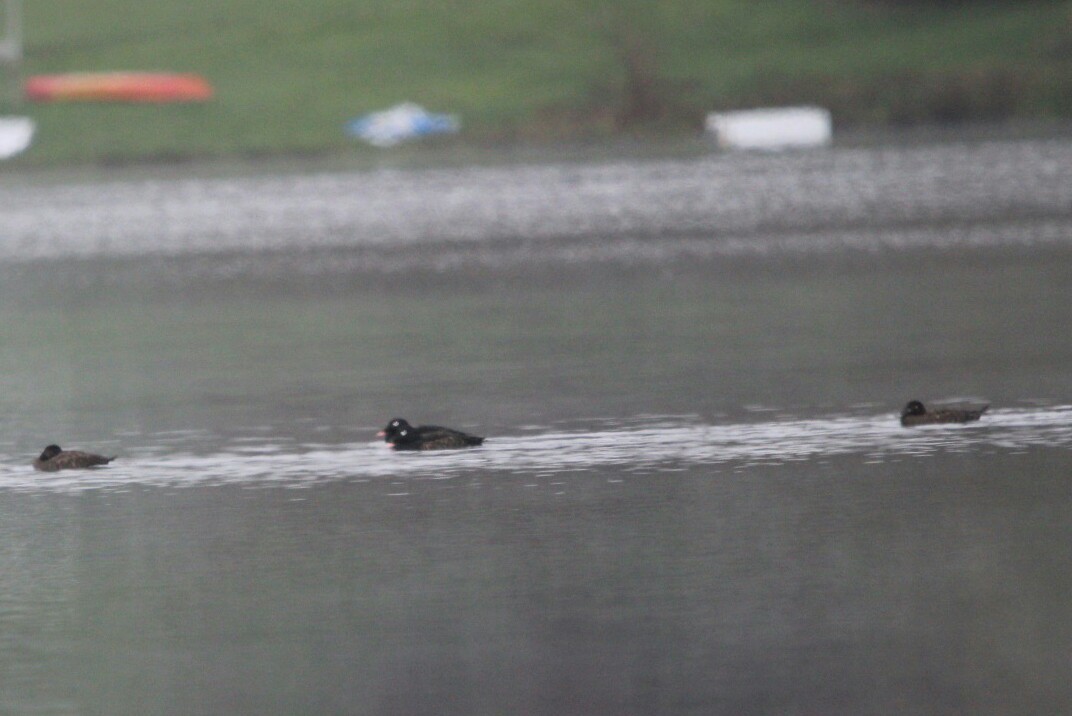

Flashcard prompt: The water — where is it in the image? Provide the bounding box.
[1,137,1071,714]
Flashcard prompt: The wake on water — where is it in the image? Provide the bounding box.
[2,406,1068,493]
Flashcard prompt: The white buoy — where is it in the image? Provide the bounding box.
[705,106,832,151]
[0,116,33,158]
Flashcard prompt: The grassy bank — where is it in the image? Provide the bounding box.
[4,0,1072,165]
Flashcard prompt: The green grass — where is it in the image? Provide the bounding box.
[3,0,1071,165]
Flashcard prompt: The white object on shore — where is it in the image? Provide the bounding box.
[705,106,832,151]
[0,116,34,159]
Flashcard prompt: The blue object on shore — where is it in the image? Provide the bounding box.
[346,103,460,147]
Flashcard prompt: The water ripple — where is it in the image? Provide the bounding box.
[0,407,1068,493]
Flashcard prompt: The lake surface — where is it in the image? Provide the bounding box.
[1,137,1071,715]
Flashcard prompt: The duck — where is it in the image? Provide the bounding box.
[33,444,116,472]
[900,400,988,427]
[378,418,485,451]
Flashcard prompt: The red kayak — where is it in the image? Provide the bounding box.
[26,73,213,103]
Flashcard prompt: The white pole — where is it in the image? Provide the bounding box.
[0,0,23,107]
[0,0,21,61]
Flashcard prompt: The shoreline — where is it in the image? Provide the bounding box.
[2,118,1071,183]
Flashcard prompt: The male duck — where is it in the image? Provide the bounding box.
[378,418,485,450]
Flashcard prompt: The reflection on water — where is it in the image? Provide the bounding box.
[2,138,1072,263]
[1,407,1070,493]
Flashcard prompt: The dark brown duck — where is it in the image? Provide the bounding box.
[378,418,484,451]
[33,444,116,472]
[900,400,988,427]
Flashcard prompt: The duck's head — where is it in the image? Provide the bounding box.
[390,426,420,447]
[902,401,926,418]
[38,444,62,461]
[378,418,411,442]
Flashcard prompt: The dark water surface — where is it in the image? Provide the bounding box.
[1,138,1071,714]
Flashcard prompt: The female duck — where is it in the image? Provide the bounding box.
[33,444,116,472]
[900,401,988,427]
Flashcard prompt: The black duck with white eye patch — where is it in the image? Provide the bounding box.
[377,418,485,450]
[33,444,116,472]
[900,400,989,427]
[377,418,411,443]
